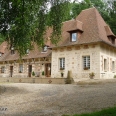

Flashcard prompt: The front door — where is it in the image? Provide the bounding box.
[45,63,51,77]
[28,65,32,77]
[10,66,13,77]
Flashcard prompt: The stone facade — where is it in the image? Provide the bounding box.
[51,43,100,79]
[100,43,116,79]
[0,58,51,78]
[51,43,116,79]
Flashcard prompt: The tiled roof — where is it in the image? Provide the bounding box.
[52,7,116,48]
[0,42,52,61]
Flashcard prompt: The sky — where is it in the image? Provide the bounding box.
[71,0,82,2]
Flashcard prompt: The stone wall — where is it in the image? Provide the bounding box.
[0,60,48,78]
[100,43,116,79]
[51,43,100,79]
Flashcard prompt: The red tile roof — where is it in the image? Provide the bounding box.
[52,7,116,48]
[0,42,52,61]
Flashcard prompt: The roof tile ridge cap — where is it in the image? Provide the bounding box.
[94,8,103,41]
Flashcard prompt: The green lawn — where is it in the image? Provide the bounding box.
[62,106,116,116]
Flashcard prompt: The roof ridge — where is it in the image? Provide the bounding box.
[94,8,102,41]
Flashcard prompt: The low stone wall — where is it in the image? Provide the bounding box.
[0,77,66,84]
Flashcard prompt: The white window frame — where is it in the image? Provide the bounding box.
[26,49,29,54]
[59,58,65,70]
[71,32,77,42]
[42,46,48,53]
[43,46,47,52]
[83,56,90,70]
[19,64,23,73]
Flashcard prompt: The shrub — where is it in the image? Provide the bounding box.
[89,72,95,79]
[42,71,44,75]
[114,75,116,78]
[32,71,35,76]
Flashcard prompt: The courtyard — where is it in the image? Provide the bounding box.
[0,80,116,116]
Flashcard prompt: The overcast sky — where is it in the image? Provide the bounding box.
[71,0,82,2]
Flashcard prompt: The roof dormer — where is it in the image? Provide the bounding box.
[67,19,83,32]
[67,20,83,43]
[105,25,116,44]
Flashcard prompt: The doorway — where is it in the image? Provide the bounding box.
[45,63,51,77]
[10,66,13,77]
[28,65,32,77]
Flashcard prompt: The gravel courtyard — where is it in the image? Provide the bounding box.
[0,80,116,116]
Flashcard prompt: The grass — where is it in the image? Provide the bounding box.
[62,106,116,116]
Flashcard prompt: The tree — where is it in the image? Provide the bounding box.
[0,0,70,56]
[106,1,116,35]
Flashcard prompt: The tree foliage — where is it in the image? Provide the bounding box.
[0,0,70,56]
[106,1,116,35]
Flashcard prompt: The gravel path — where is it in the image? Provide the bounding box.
[0,81,116,116]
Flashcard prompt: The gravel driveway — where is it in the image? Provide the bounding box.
[0,81,116,116]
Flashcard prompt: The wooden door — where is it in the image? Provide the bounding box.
[10,66,13,77]
[45,63,51,77]
[28,65,32,77]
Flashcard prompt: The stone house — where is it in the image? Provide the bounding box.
[0,40,52,78]
[0,7,116,79]
[51,7,116,79]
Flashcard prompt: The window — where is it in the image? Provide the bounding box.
[1,66,5,73]
[11,47,15,55]
[83,56,90,70]
[112,61,115,72]
[59,58,65,70]
[71,32,77,42]
[104,59,107,71]
[42,46,47,52]
[19,64,23,73]
[26,49,29,54]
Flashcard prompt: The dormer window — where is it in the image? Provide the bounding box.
[43,46,47,52]
[11,47,15,55]
[26,49,29,55]
[71,32,77,42]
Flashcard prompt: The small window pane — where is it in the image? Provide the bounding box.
[42,46,47,52]
[26,49,29,54]
[44,46,47,52]
[71,33,77,42]
[83,56,90,69]
[59,58,65,70]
